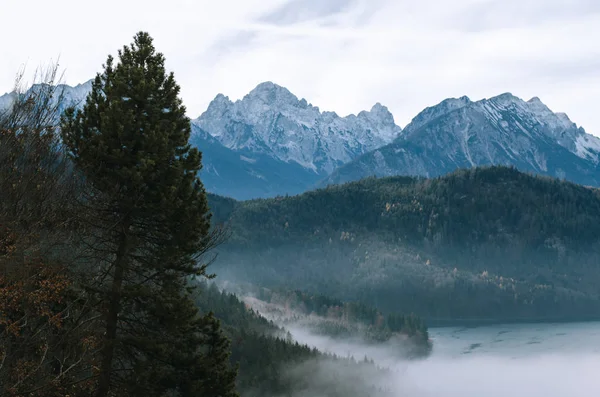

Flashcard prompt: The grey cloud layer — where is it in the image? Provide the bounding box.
[258,0,358,25]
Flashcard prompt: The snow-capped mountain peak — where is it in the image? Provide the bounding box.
[194,82,402,174]
[403,91,594,158]
[527,96,543,105]
[358,102,391,122]
[470,92,596,160]
[403,95,472,134]
[323,92,600,188]
[245,81,300,106]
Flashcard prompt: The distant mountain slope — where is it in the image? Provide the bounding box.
[209,167,600,324]
[1,80,401,199]
[191,124,321,199]
[0,80,92,120]
[323,94,600,187]
[1,82,304,199]
[5,81,599,197]
[190,82,401,198]
[193,81,401,176]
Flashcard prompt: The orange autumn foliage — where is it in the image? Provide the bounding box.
[0,252,100,396]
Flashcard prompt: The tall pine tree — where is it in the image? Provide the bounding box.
[60,32,237,397]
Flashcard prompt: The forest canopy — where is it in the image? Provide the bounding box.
[208,167,600,324]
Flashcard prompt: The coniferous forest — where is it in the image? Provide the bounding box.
[208,168,600,325]
[3,30,600,397]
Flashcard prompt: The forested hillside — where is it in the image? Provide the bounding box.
[209,167,600,324]
[192,282,396,397]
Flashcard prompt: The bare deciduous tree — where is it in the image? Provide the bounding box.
[0,63,100,397]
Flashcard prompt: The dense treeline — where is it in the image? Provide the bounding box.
[209,167,600,323]
[1,64,100,396]
[213,167,600,249]
[193,282,286,338]
[1,33,238,397]
[254,288,429,345]
[192,282,393,397]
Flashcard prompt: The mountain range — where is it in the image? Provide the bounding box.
[191,82,401,198]
[323,93,600,187]
[2,80,598,197]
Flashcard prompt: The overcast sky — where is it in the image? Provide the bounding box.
[2,0,599,135]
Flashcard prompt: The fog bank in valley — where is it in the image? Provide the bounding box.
[277,309,600,396]
[224,283,600,397]
[397,353,600,397]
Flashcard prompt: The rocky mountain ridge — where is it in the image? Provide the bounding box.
[323,93,600,187]
[193,81,401,176]
[2,80,598,197]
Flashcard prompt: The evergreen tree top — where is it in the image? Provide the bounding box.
[61,32,210,262]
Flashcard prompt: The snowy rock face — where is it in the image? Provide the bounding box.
[189,124,322,200]
[193,82,402,175]
[0,80,93,119]
[324,93,600,187]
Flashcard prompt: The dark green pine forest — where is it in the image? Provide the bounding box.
[192,281,399,397]
[244,286,430,354]
[1,32,242,397]
[208,167,600,325]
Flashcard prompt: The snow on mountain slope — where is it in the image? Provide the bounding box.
[189,124,321,200]
[575,134,600,163]
[0,80,329,199]
[4,79,598,195]
[0,80,93,118]
[323,93,600,187]
[193,82,402,175]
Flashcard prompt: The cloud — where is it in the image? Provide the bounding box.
[453,0,600,32]
[1,0,599,135]
[258,0,358,26]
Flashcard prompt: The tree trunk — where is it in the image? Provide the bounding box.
[96,220,130,397]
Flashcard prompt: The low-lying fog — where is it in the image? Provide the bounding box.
[233,286,600,397]
[293,322,600,396]
[243,292,600,397]
[288,321,600,397]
